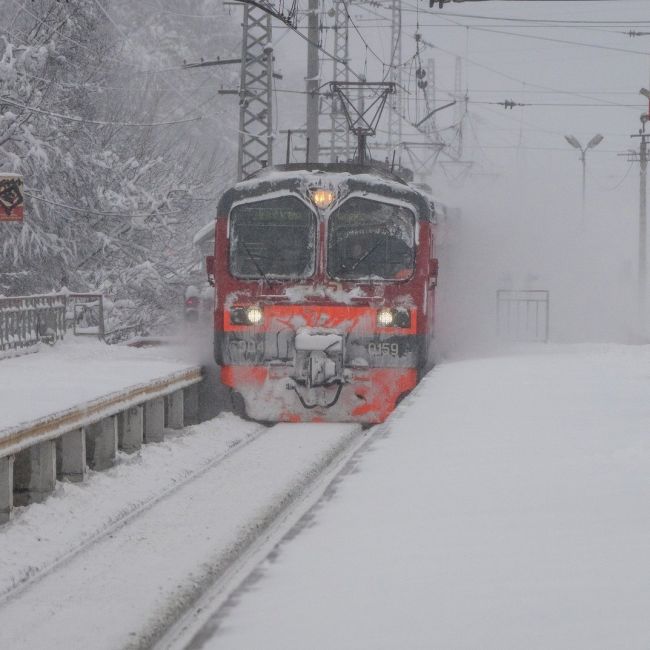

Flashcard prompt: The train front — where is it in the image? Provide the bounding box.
[211,164,437,424]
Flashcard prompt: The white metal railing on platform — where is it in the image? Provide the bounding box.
[497,289,550,343]
[0,365,204,523]
[0,292,145,354]
[0,293,67,352]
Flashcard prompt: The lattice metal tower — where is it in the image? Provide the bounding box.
[387,0,402,155]
[237,6,274,180]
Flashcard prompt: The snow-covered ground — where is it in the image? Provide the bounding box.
[0,413,361,649]
[0,338,201,435]
[188,344,650,650]
[1,343,648,650]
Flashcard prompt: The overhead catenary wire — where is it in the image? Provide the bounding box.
[400,7,650,26]
[340,0,400,74]
[474,100,646,108]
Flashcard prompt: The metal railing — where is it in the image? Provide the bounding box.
[1,292,155,355]
[497,290,550,343]
[69,293,105,338]
[0,294,66,352]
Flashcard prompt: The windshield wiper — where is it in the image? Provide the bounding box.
[335,236,386,277]
[241,240,273,286]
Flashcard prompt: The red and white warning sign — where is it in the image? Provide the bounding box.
[0,173,24,222]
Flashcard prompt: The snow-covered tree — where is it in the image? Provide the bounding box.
[0,0,239,333]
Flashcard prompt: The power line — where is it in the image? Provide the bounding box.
[402,1,650,58]
[0,96,202,126]
[24,191,182,218]
[417,36,626,108]
[474,99,644,108]
[402,7,650,26]
[341,0,397,72]
[464,24,650,57]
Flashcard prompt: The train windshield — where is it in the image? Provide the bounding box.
[230,196,316,279]
[327,197,415,280]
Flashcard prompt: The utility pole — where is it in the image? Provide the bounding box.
[306,0,320,163]
[634,87,650,333]
[564,133,604,217]
[387,0,402,157]
[317,1,350,163]
[640,132,647,331]
[330,0,350,162]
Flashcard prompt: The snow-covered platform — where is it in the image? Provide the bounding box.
[200,344,650,650]
[0,338,202,440]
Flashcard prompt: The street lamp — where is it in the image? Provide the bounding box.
[564,133,604,216]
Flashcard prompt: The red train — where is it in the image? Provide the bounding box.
[207,163,439,424]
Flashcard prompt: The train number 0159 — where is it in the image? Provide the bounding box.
[368,342,399,357]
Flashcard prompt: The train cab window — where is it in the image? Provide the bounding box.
[230,196,316,279]
[327,197,415,281]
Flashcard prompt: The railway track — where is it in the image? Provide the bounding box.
[0,416,369,650]
[158,421,380,650]
[0,415,265,604]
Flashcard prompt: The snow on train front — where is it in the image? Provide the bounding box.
[208,163,439,424]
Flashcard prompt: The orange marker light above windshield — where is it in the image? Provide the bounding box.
[310,188,336,209]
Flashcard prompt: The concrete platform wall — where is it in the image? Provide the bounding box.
[1,375,204,525]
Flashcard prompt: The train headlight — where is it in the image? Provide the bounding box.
[377,308,394,327]
[246,306,263,324]
[310,187,336,209]
[230,306,264,325]
[377,308,411,329]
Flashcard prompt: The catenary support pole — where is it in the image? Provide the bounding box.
[306,0,320,163]
[236,6,274,180]
[581,150,587,218]
[640,133,648,333]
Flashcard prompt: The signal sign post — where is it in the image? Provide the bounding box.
[0,174,24,222]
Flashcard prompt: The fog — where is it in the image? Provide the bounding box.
[436,157,641,356]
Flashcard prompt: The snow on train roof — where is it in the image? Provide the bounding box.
[217,163,435,220]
